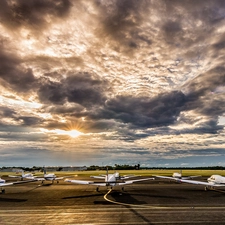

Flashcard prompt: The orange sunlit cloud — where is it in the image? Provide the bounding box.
[0,0,225,167]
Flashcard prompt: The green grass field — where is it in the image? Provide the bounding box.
[1,169,225,178]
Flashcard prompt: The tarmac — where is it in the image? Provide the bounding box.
[1,176,225,224]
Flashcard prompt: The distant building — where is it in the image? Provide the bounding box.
[0,168,22,172]
[61,166,87,171]
[0,166,87,172]
[44,166,87,172]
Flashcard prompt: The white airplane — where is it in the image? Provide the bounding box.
[65,170,154,191]
[90,172,137,180]
[35,169,64,184]
[0,177,13,193]
[0,177,36,194]
[179,174,225,191]
[154,171,201,182]
[8,170,36,180]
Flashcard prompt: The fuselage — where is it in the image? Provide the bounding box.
[44,174,56,181]
[172,173,182,179]
[104,173,118,186]
[207,175,225,185]
[0,178,5,184]
[23,173,34,178]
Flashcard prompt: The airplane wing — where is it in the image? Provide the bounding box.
[0,179,37,187]
[33,177,63,181]
[154,175,201,181]
[8,175,36,180]
[54,177,64,180]
[35,178,45,181]
[65,177,154,186]
[90,176,106,179]
[117,177,154,185]
[154,175,180,181]
[8,175,21,178]
[0,182,14,187]
[179,179,225,187]
[181,175,202,180]
[120,175,139,180]
[90,175,139,180]
[65,179,107,186]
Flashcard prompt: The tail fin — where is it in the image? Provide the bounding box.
[43,166,46,175]
[106,166,108,182]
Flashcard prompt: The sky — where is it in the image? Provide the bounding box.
[0,0,225,168]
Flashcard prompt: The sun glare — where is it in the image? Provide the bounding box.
[54,129,82,138]
[67,129,83,138]
[41,128,83,138]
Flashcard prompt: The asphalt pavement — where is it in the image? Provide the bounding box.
[1,177,225,224]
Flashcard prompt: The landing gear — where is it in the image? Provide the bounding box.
[122,187,124,191]
[205,186,214,191]
[1,188,5,194]
[96,187,99,192]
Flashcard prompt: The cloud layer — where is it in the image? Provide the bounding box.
[0,0,225,167]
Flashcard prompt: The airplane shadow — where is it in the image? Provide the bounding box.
[111,190,147,204]
[62,192,105,199]
[120,189,187,200]
[22,184,47,193]
[108,191,152,223]
[40,183,53,186]
[128,192,187,200]
[210,189,225,197]
[0,197,27,202]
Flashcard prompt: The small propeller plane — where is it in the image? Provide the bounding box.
[179,174,225,191]
[8,170,36,180]
[154,171,201,182]
[35,168,64,184]
[65,169,154,191]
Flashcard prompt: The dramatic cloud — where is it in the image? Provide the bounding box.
[0,0,225,167]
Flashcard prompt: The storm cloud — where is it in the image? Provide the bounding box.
[0,0,225,167]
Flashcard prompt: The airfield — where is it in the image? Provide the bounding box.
[1,171,225,224]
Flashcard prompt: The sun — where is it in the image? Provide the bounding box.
[46,129,83,138]
[66,129,83,138]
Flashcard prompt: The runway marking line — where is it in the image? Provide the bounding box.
[103,189,225,210]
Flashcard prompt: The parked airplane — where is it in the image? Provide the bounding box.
[65,170,154,191]
[154,171,201,182]
[35,168,64,184]
[0,177,36,193]
[8,170,36,180]
[90,172,137,180]
[179,174,225,191]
